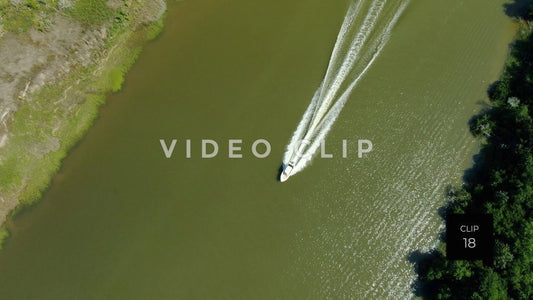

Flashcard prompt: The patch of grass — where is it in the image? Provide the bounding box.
[1,5,39,32]
[146,14,165,40]
[0,154,23,189]
[110,7,130,32]
[109,68,125,92]
[69,0,114,26]
[0,0,56,32]
[0,227,9,250]
[99,46,141,93]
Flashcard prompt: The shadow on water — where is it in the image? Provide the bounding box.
[408,1,531,298]
[275,163,286,182]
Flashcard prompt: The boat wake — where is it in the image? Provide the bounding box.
[281,0,409,181]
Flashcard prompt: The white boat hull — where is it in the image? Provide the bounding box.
[280,163,294,182]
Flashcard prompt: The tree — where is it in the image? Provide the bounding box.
[477,269,508,299]
[494,241,513,270]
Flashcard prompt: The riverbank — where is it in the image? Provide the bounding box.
[0,0,167,248]
[413,4,533,298]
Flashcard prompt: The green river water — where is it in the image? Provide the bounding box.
[0,0,517,298]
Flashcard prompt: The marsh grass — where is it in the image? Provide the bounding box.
[0,228,9,250]
[0,0,129,33]
[0,0,55,32]
[68,0,114,26]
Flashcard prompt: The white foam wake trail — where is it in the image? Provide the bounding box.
[310,0,387,132]
[320,1,362,96]
[293,41,384,172]
[283,83,323,163]
[293,1,408,173]
[284,0,410,176]
[285,2,362,165]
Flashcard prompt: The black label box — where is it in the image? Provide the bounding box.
[446,214,494,261]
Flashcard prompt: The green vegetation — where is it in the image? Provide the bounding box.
[0,0,166,251]
[0,0,134,33]
[68,0,114,26]
[109,68,125,92]
[146,14,165,40]
[413,4,533,299]
[0,227,9,250]
[0,0,55,32]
